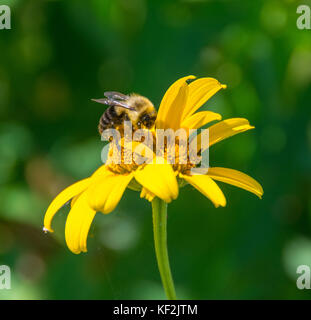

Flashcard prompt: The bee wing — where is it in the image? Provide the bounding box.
[104,91,128,101]
[91,98,135,111]
[91,98,111,105]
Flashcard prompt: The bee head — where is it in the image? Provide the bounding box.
[138,106,157,129]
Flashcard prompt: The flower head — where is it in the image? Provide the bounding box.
[44,75,263,254]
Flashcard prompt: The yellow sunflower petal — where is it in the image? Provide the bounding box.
[168,82,189,130]
[44,165,109,232]
[156,75,195,129]
[44,178,92,232]
[87,172,134,213]
[196,118,254,152]
[208,118,254,147]
[207,167,263,198]
[91,164,109,178]
[71,194,81,208]
[135,163,178,203]
[181,111,222,129]
[181,78,226,121]
[181,173,226,207]
[140,187,155,202]
[65,192,96,254]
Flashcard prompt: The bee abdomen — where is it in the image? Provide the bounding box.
[98,106,123,134]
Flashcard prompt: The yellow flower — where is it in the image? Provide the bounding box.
[43,75,263,254]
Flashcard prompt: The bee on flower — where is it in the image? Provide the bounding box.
[44,75,263,300]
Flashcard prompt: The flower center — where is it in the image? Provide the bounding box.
[105,131,196,175]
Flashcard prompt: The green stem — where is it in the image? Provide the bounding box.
[152,197,177,300]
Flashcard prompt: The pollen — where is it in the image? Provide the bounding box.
[106,131,196,177]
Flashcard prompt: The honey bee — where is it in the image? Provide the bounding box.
[92,91,157,135]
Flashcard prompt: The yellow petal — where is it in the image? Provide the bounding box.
[71,194,81,208]
[207,167,263,198]
[91,164,109,178]
[156,75,195,129]
[87,172,133,213]
[166,82,189,130]
[44,165,109,232]
[135,164,178,203]
[180,173,226,207]
[65,192,96,254]
[181,111,222,129]
[196,118,254,152]
[44,178,92,232]
[181,78,226,121]
[208,118,254,147]
[140,187,155,202]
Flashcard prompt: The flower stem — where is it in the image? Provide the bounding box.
[152,197,177,300]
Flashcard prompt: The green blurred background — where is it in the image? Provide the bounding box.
[0,0,311,299]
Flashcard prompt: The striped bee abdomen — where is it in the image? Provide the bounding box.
[98,106,124,134]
